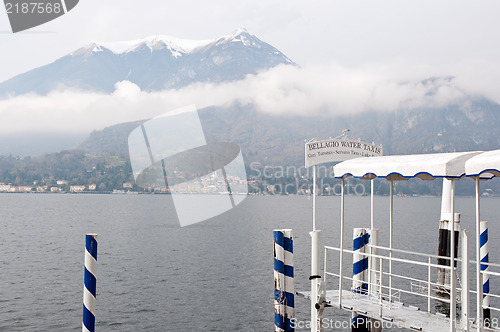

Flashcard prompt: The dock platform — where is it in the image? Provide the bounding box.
[297,290,490,331]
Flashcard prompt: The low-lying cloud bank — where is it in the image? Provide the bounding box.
[0,61,497,134]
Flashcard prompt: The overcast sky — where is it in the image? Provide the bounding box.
[1,1,499,81]
[1,1,500,134]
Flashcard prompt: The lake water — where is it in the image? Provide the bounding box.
[1,193,499,331]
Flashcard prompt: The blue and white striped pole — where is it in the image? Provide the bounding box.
[353,228,369,294]
[274,229,294,332]
[480,221,491,326]
[352,228,369,331]
[83,234,98,332]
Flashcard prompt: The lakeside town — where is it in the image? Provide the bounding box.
[0,174,251,194]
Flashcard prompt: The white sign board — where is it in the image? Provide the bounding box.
[305,139,383,168]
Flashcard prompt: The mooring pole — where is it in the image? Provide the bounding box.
[480,221,491,327]
[83,234,98,332]
[437,178,460,298]
[274,229,295,332]
[352,229,369,331]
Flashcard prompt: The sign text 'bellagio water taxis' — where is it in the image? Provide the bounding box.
[305,139,383,167]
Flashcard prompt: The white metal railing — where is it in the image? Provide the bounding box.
[324,237,500,330]
[471,260,500,319]
[324,244,454,316]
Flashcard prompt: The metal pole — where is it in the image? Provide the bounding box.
[461,229,470,332]
[480,221,491,327]
[389,180,393,302]
[450,179,456,332]
[427,257,431,313]
[339,178,345,308]
[352,228,368,294]
[324,248,327,282]
[310,230,321,332]
[438,178,453,291]
[83,234,98,332]
[274,229,294,332]
[352,229,369,331]
[475,177,483,331]
[370,179,376,296]
[367,229,379,296]
[311,164,321,332]
[313,166,317,231]
[379,257,383,317]
[371,179,374,230]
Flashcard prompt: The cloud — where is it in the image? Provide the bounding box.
[0,61,495,135]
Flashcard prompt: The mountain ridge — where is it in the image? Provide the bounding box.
[0,28,294,96]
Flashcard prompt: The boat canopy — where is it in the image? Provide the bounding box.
[333,151,482,180]
[465,149,500,179]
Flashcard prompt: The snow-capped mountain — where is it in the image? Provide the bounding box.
[0,28,294,96]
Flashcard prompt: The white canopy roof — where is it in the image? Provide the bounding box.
[465,149,500,179]
[334,151,482,180]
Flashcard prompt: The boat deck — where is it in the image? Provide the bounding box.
[297,289,489,331]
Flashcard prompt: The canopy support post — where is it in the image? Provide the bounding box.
[476,177,483,331]
[389,179,393,303]
[339,178,345,308]
[450,179,456,332]
[371,179,374,230]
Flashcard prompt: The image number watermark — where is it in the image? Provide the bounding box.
[4,0,79,33]
[290,317,494,330]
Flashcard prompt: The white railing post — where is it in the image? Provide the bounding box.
[379,257,383,317]
[461,229,470,331]
[367,229,379,297]
[428,256,431,313]
[323,247,327,282]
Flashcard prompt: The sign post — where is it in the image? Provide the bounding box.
[304,136,382,332]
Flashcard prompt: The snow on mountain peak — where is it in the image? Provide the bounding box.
[208,27,259,48]
[101,35,212,55]
[70,43,104,57]
[70,35,213,58]
[70,28,268,58]
[230,27,250,37]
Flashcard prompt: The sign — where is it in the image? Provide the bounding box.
[305,139,383,168]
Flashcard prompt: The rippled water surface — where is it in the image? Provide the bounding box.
[0,193,499,331]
